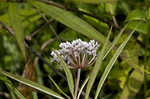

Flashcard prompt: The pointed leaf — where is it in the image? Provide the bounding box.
[31,1,107,44]
[14,88,26,99]
[94,29,136,99]
[0,75,25,99]
[103,24,128,59]
[55,51,74,98]
[0,70,64,99]
[85,27,112,99]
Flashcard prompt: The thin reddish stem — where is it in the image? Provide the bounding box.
[74,69,81,99]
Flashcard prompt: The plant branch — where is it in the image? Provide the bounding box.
[112,15,121,30]
[40,13,61,42]
[26,19,54,41]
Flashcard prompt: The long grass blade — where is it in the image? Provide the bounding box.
[14,88,26,99]
[94,29,136,99]
[85,27,112,99]
[103,24,128,60]
[0,75,25,99]
[31,1,108,45]
[0,70,64,99]
[77,76,89,99]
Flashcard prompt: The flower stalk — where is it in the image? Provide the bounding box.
[74,69,81,99]
[50,39,100,98]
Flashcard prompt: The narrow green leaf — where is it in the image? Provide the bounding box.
[10,91,16,99]
[48,75,71,99]
[0,75,25,99]
[8,3,26,58]
[14,88,26,99]
[0,70,64,99]
[103,24,128,59]
[31,1,108,44]
[55,52,74,98]
[77,76,89,99]
[94,29,136,99]
[85,27,112,99]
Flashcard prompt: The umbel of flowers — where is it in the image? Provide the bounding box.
[51,39,99,69]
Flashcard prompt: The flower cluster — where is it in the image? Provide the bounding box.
[51,39,99,69]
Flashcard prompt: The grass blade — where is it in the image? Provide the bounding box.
[31,1,107,44]
[8,3,26,59]
[14,88,26,99]
[77,76,89,99]
[94,29,135,99]
[0,75,25,99]
[0,70,64,99]
[55,52,74,98]
[5,82,17,99]
[48,75,71,99]
[85,27,112,99]
[103,24,128,60]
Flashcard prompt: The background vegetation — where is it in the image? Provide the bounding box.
[0,0,150,99]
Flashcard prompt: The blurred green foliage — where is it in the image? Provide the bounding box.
[0,0,150,99]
